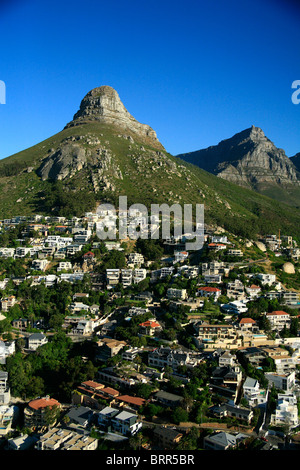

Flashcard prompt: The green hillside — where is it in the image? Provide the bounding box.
[0,120,300,241]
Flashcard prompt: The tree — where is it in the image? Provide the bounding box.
[44,404,60,429]
[26,376,45,398]
[172,407,189,425]
[129,432,144,451]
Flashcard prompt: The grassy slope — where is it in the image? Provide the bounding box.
[0,121,300,240]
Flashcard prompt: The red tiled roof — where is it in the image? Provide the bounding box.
[28,397,60,410]
[240,318,256,324]
[83,251,95,257]
[81,380,103,389]
[116,395,145,406]
[101,387,120,397]
[267,310,289,316]
[198,286,221,292]
[208,243,226,246]
[139,320,161,328]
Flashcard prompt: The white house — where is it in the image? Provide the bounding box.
[197,286,221,301]
[221,300,248,315]
[0,371,10,404]
[0,405,18,435]
[1,296,16,312]
[265,311,291,331]
[133,269,147,284]
[256,273,276,286]
[98,406,142,436]
[270,392,299,429]
[27,333,48,351]
[127,252,144,266]
[243,376,267,407]
[57,261,72,272]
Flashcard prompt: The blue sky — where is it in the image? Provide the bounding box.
[0,0,299,160]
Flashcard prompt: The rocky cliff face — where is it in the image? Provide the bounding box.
[64,85,162,149]
[176,126,300,190]
[290,152,300,172]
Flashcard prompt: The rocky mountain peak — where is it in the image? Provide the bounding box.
[176,125,300,190]
[64,85,163,149]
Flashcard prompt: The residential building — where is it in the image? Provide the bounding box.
[245,284,261,299]
[193,322,241,351]
[174,251,189,263]
[106,269,120,286]
[139,319,162,336]
[197,286,221,301]
[218,351,237,368]
[0,405,18,435]
[0,340,15,365]
[24,396,61,429]
[221,300,248,315]
[27,333,48,351]
[265,311,291,331]
[203,274,223,284]
[122,347,143,362]
[133,268,147,284]
[238,318,257,332]
[256,273,276,286]
[0,372,10,404]
[209,365,243,404]
[69,302,90,314]
[98,406,142,436]
[57,261,72,272]
[1,296,16,312]
[127,252,144,266]
[167,288,187,300]
[270,393,299,429]
[203,432,248,451]
[121,269,133,287]
[96,338,127,361]
[265,371,296,392]
[65,405,94,429]
[35,427,98,450]
[153,426,183,449]
[128,306,149,317]
[114,394,146,412]
[148,346,202,371]
[6,434,38,450]
[32,259,49,271]
[282,291,300,306]
[209,403,253,424]
[226,279,245,300]
[227,249,243,257]
[72,317,100,336]
[242,377,268,407]
[154,390,184,409]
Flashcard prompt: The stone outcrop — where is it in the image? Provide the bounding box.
[176,126,300,190]
[290,152,300,172]
[64,85,163,150]
[282,262,295,274]
[37,143,87,181]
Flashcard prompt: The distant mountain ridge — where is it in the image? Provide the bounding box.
[176,126,300,201]
[290,152,300,172]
